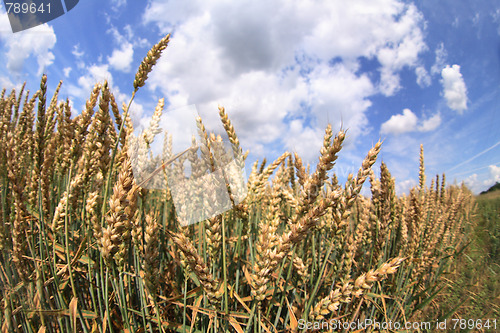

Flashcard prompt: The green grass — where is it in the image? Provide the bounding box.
[428,191,500,331]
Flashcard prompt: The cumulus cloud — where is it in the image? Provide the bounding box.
[490,165,500,182]
[379,68,401,96]
[0,22,56,75]
[441,64,468,113]
[307,63,374,138]
[464,173,480,192]
[284,120,324,162]
[381,109,441,135]
[105,26,140,72]
[141,0,428,161]
[108,42,134,72]
[381,109,418,135]
[418,113,441,132]
[460,166,500,194]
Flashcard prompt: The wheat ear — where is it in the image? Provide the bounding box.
[133,34,170,91]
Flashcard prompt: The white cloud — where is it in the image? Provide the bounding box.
[381,109,418,135]
[441,64,468,113]
[395,178,417,195]
[0,5,11,32]
[66,62,144,122]
[460,166,500,194]
[0,76,15,90]
[66,24,140,108]
[379,68,401,96]
[108,42,134,72]
[78,64,113,92]
[63,67,72,78]
[107,26,127,45]
[415,66,431,87]
[464,173,480,193]
[286,120,325,162]
[431,43,447,75]
[489,165,500,183]
[0,23,56,75]
[306,63,374,143]
[373,4,427,95]
[208,68,309,149]
[381,109,442,135]
[123,24,148,47]
[142,0,427,159]
[418,113,441,132]
[106,26,150,73]
[65,64,113,103]
[72,44,85,69]
[111,0,127,10]
[68,64,126,106]
[72,44,84,58]
[301,1,426,65]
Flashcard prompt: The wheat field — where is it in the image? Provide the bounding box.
[0,35,476,332]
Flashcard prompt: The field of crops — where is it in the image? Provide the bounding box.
[0,35,486,332]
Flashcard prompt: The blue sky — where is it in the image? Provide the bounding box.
[1,0,499,194]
